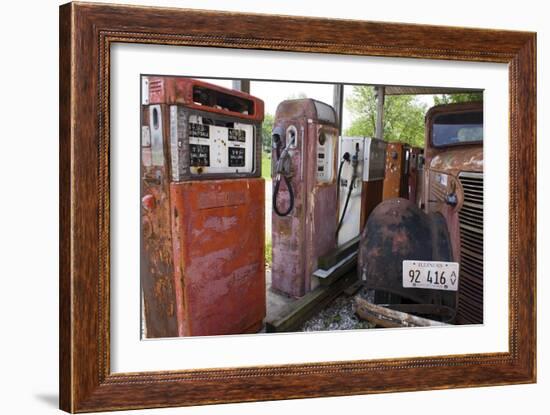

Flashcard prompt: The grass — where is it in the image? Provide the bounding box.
[261,152,272,180]
[265,237,272,267]
[262,152,272,266]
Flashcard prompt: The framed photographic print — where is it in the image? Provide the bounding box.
[59,2,536,412]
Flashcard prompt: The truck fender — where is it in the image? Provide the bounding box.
[357,198,456,307]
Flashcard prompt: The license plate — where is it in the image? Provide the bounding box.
[402,260,459,291]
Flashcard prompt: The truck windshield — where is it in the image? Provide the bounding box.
[432,111,483,147]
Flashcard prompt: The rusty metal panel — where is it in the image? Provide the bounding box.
[141,105,179,338]
[141,177,179,338]
[359,180,384,230]
[407,147,422,204]
[423,102,483,170]
[145,76,264,123]
[425,150,482,259]
[382,142,407,200]
[170,178,266,336]
[358,198,456,309]
[306,121,339,290]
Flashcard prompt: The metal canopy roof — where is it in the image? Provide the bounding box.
[382,85,483,95]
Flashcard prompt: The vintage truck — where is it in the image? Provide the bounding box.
[358,102,483,325]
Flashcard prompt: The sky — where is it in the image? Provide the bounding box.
[198,77,436,131]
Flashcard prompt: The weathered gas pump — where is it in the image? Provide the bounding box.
[382,142,410,200]
[407,146,423,205]
[141,77,266,337]
[271,99,339,298]
[336,137,386,247]
[335,137,363,247]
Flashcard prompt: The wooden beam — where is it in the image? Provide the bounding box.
[333,84,344,133]
[343,280,363,296]
[317,236,359,270]
[375,85,385,140]
[354,297,449,328]
[266,274,355,333]
[316,254,357,286]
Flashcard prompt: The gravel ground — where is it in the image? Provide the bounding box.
[300,287,376,332]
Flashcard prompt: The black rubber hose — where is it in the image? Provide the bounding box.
[336,159,346,204]
[273,174,294,217]
[272,135,295,217]
[335,152,352,237]
[335,175,354,237]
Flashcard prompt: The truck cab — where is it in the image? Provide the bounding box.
[422,102,483,324]
[357,101,484,325]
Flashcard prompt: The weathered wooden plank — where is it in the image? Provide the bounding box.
[266,274,355,333]
[317,236,359,270]
[354,297,449,328]
[315,253,357,286]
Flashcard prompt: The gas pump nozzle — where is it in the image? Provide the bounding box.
[273,128,295,178]
[272,126,296,217]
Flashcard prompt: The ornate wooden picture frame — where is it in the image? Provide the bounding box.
[59,2,536,412]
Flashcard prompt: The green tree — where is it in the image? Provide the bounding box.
[433,92,483,105]
[345,86,427,147]
[261,113,274,153]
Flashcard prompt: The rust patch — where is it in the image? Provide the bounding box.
[140,163,179,338]
[407,147,423,204]
[170,178,266,336]
[429,147,483,175]
[358,198,456,310]
[382,142,408,200]
[197,188,247,209]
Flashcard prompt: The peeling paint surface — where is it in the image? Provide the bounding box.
[407,147,423,204]
[430,147,483,174]
[383,142,408,200]
[140,105,179,339]
[202,216,239,232]
[170,179,266,336]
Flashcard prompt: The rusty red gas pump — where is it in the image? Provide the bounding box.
[382,142,410,200]
[271,99,339,298]
[407,146,423,205]
[141,76,266,337]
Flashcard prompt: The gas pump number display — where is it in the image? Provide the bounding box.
[187,115,254,174]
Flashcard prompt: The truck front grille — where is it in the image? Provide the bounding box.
[456,172,484,324]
